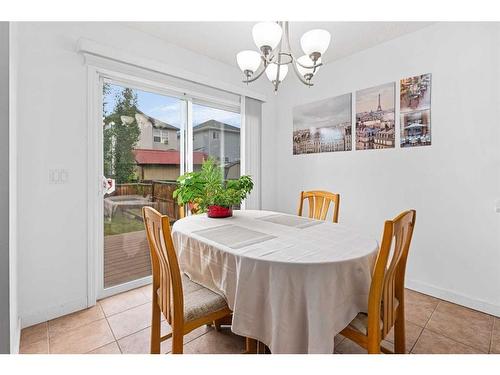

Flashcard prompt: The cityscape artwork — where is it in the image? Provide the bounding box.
[400,73,432,147]
[293,93,352,155]
[355,82,396,150]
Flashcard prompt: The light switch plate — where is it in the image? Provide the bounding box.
[496,200,500,213]
[49,169,69,184]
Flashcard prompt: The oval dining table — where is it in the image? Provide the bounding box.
[171,209,379,354]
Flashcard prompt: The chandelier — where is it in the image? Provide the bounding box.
[236,22,331,93]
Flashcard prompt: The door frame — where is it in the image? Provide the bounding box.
[86,64,244,305]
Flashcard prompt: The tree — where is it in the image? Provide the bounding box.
[103,87,141,183]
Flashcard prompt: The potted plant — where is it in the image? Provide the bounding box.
[173,158,253,218]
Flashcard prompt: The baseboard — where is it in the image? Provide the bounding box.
[21,297,89,329]
[10,317,21,354]
[406,279,500,317]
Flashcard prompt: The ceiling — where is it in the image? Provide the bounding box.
[124,22,434,67]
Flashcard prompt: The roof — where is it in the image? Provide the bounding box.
[134,149,206,165]
[193,120,240,133]
[135,110,179,131]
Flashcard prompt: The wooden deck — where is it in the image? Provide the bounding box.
[104,230,151,288]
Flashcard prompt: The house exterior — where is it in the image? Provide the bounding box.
[193,120,240,164]
[132,116,240,180]
[135,110,180,151]
[133,149,206,181]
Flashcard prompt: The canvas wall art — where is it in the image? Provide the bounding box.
[400,73,432,147]
[355,82,396,150]
[293,93,352,155]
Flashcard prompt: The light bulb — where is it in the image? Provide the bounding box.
[296,55,321,80]
[300,29,331,59]
[252,22,283,53]
[265,63,288,83]
[236,50,262,76]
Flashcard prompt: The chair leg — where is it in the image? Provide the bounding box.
[367,337,381,354]
[258,341,267,354]
[171,330,183,354]
[213,320,221,331]
[150,303,161,354]
[245,337,257,354]
[394,316,406,354]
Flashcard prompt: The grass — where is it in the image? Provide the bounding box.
[104,211,145,236]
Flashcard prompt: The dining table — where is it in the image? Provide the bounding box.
[171,209,379,354]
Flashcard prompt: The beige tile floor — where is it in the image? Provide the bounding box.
[19,286,500,354]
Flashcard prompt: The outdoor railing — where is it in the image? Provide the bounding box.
[112,180,181,222]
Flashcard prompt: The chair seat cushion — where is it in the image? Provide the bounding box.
[348,298,399,335]
[348,313,380,335]
[182,275,228,322]
[157,275,228,323]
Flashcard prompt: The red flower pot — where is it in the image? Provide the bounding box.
[207,205,233,218]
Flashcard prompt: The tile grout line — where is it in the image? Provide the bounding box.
[101,300,151,319]
[407,299,439,353]
[46,322,50,354]
[104,316,122,354]
[422,301,490,353]
[488,317,496,354]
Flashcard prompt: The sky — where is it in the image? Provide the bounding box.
[356,82,395,113]
[104,83,241,128]
[293,93,352,130]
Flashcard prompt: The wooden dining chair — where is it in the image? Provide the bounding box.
[142,206,232,354]
[178,202,200,219]
[297,190,340,223]
[339,209,416,354]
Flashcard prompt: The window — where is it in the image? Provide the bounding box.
[153,129,169,145]
[213,131,219,139]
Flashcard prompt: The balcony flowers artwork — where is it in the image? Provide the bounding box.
[173,158,254,218]
[400,73,432,147]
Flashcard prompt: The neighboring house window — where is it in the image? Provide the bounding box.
[212,131,219,139]
[153,129,169,145]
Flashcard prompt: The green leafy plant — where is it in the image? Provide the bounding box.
[173,158,253,212]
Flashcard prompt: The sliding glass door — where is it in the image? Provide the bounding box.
[101,82,185,292]
[98,79,241,297]
[192,103,241,179]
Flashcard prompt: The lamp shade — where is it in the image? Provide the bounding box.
[265,63,288,82]
[236,50,262,74]
[296,55,321,78]
[300,29,331,56]
[252,22,283,50]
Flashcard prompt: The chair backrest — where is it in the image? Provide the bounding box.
[142,206,184,328]
[367,209,416,339]
[178,203,200,219]
[297,190,340,223]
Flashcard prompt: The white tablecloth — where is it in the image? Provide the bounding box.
[171,210,378,354]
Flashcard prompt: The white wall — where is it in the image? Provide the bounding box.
[15,22,275,327]
[264,23,500,315]
[8,22,20,353]
[0,21,11,353]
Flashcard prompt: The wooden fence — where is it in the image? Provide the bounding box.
[111,181,181,222]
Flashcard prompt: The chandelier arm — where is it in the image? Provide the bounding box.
[291,61,314,87]
[284,21,322,71]
[295,60,323,70]
[273,21,285,92]
[243,61,268,83]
